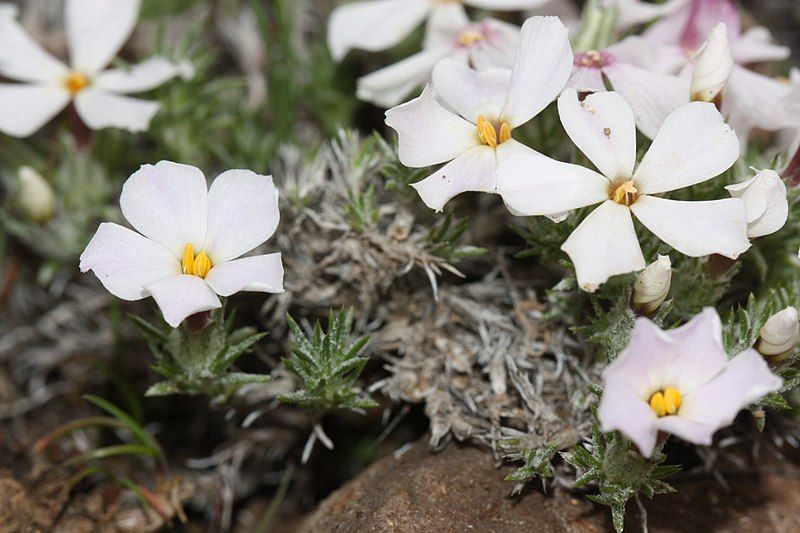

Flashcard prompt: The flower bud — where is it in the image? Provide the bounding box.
[632,255,671,315]
[690,23,733,105]
[18,166,55,223]
[725,169,788,239]
[756,306,799,363]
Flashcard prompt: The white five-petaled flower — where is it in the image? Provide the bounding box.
[327,0,552,61]
[357,4,519,108]
[80,161,285,328]
[496,89,750,292]
[725,169,788,240]
[385,16,573,213]
[599,308,782,458]
[0,0,189,138]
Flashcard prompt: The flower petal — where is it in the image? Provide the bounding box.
[327,0,431,61]
[598,380,659,458]
[0,5,68,82]
[557,89,636,180]
[631,196,750,259]
[466,0,553,8]
[0,83,70,138]
[204,253,284,297]
[652,416,717,447]
[611,0,690,31]
[725,169,788,239]
[561,200,645,292]
[94,57,187,94]
[423,2,469,49]
[66,0,141,74]
[411,145,496,212]
[500,16,573,127]
[144,274,221,328]
[74,89,160,132]
[80,222,179,300]
[602,62,690,140]
[466,19,519,70]
[566,66,606,92]
[385,86,478,168]
[204,170,280,264]
[358,48,455,108]
[120,161,209,257]
[432,60,511,123]
[724,65,794,135]
[680,349,781,428]
[731,27,789,65]
[496,149,609,216]
[633,102,739,195]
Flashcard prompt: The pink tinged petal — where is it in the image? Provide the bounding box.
[411,145,496,212]
[79,222,180,301]
[357,48,453,108]
[0,84,70,138]
[465,0,553,8]
[631,196,750,259]
[725,170,788,239]
[633,102,739,195]
[385,86,478,168]
[567,66,606,93]
[557,89,637,180]
[612,0,691,30]
[204,253,284,297]
[423,2,469,49]
[603,317,679,398]
[607,36,687,74]
[500,16,573,128]
[679,348,782,428]
[144,274,221,328]
[0,5,68,82]
[561,201,646,293]
[602,62,690,140]
[731,27,790,65]
[66,0,141,74]
[432,60,511,123]
[659,307,728,394]
[680,0,741,51]
[327,0,431,61]
[652,416,717,447]
[598,380,659,458]
[73,89,160,132]
[495,150,609,216]
[120,161,209,257]
[642,1,693,48]
[204,170,280,264]
[94,58,187,94]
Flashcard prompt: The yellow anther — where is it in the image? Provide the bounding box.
[65,72,89,94]
[477,115,511,148]
[192,251,212,279]
[610,180,638,206]
[458,30,485,47]
[182,243,195,275]
[649,387,682,417]
[181,243,213,279]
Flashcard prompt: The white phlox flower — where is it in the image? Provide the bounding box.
[725,169,788,240]
[598,308,782,458]
[327,0,554,61]
[357,5,519,108]
[0,0,189,137]
[495,88,750,292]
[385,16,573,213]
[80,161,284,328]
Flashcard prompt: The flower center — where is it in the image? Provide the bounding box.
[609,180,638,206]
[649,387,682,417]
[181,243,212,279]
[458,29,486,47]
[477,115,511,148]
[574,50,610,69]
[64,72,90,94]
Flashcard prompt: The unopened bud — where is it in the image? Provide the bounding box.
[725,169,788,239]
[632,255,671,315]
[690,23,733,105]
[757,306,799,363]
[18,166,55,223]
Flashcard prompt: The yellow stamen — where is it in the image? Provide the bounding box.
[458,30,485,47]
[181,243,213,279]
[182,243,195,275]
[193,251,212,279]
[477,115,512,148]
[65,72,89,94]
[649,387,682,417]
[610,179,638,206]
